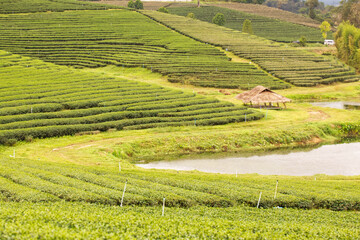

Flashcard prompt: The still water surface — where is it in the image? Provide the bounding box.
[310,101,360,110]
[136,142,360,176]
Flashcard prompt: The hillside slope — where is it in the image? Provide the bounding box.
[144,11,359,87]
[168,6,324,42]
[0,9,287,89]
[0,0,115,13]
[211,2,321,29]
[1,202,359,238]
[0,51,263,144]
[1,156,360,210]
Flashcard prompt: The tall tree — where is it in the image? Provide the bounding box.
[333,0,359,27]
[242,19,254,34]
[305,0,319,19]
[320,21,331,39]
[349,2,360,27]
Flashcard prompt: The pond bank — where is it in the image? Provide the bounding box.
[112,122,360,164]
[136,142,360,176]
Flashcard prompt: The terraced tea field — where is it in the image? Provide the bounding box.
[1,202,359,239]
[144,11,359,87]
[1,157,360,211]
[0,51,263,144]
[168,6,323,42]
[0,0,114,13]
[212,2,322,29]
[0,9,287,89]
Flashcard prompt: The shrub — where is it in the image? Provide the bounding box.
[127,0,134,8]
[242,19,254,34]
[25,135,34,142]
[158,7,168,13]
[186,12,195,19]
[5,138,17,146]
[134,0,143,10]
[212,13,225,26]
[299,36,307,47]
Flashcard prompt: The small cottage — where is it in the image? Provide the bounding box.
[236,85,291,109]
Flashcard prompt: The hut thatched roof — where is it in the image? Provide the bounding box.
[235,86,291,104]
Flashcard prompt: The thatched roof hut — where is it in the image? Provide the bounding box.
[236,86,291,108]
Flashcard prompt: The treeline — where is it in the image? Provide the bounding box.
[335,22,360,71]
[333,0,359,27]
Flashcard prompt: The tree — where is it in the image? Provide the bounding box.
[187,12,195,19]
[242,19,254,34]
[134,0,143,9]
[334,22,360,70]
[309,8,316,19]
[349,2,360,27]
[305,0,319,19]
[320,21,331,39]
[158,7,168,13]
[127,0,134,8]
[332,0,359,27]
[212,13,225,26]
[299,36,307,46]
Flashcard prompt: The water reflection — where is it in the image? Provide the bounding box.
[310,101,360,110]
[136,142,360,176]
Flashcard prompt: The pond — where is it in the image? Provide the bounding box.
[136,142,360,176]
[310,101,360,110]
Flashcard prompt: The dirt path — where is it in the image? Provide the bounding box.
[307,108,330,121]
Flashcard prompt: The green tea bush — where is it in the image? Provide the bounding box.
[0,10,287,89]
[145,11,359,86]
[212,13,225,26]
[0,0,115,13]
[158,7,169,13]
[0,51,262,143]
[1,202,360,238]
[168,6,324,42]
[1,157,359,211]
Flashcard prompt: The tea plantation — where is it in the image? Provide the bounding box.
[0,51,263,144]
[0,157,360,211]
[0,0,114,13]
[0,10,287,89]
[168,6,323,42]
[0,202,359,239]
[0,1,359,238]
[145,11,359,87]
